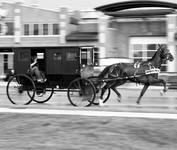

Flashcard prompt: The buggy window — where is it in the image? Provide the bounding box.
[53,53,62,61]
[66,52,76,61]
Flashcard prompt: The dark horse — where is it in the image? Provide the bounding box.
[98,44,174,105]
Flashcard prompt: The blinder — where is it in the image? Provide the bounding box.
[160,47,174,61]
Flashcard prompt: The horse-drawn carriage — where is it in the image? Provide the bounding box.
[6,44,174,106]
[6,46,104,106]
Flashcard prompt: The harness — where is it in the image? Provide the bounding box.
[133,62,160,76]
[132,62,160,85]
[106,62,160,84]
[145,64,160,75]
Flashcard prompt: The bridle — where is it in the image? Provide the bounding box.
[158,44,173,61]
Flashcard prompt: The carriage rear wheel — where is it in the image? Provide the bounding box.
[6,74,35,105]
[67,78,96,107]
[88,76,111,105]
[27,87,54,103]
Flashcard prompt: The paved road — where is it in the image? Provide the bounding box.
[1,83,177,150]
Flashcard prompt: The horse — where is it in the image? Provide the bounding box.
[97,44,174,105]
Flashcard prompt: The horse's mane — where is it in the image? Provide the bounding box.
[147,47,161,62]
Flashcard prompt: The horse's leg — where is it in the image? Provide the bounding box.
[111,87,122,102]
[99,81,116,106]
[100,84,108,99]
[148,78,167,95]
[99,83,110,106]
[160,79,167,94]
[110,80,126,102]
[136,84,149,104]
[108,79,127,103]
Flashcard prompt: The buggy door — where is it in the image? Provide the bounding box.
[46,47,80,75]
[14,48,31,74]
[62,47,80,75]
[46,49,62,74]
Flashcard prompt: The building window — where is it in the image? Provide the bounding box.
[33,24,39,35]
[6,22,14,35]
[53,23,59,35]
[24,24,29,35]
[43,24,48,35]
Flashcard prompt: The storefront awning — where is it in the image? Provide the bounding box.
[95,0,177,17]
[66,32,98,41]
[95,0,177,12]
[105,8,175,18]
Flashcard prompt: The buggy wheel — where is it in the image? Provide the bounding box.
[27,87,54,103]
[67,78,96,107]
[88,76,111,105]
[6,74,35,105]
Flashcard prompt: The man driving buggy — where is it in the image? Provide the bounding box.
[30,53,46,83]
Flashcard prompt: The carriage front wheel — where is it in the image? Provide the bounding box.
[6,74,36,105]
[67,78,96,107]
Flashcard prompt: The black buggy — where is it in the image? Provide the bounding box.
[6,46,110,107]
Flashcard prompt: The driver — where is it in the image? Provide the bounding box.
[30,53,46,83]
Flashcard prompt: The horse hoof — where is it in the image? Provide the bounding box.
[98,99,105,106]
[160,90,167,96]
[160,90,163,96]
[117,98,121,103]
[136,101,140,105]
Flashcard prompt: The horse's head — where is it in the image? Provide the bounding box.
[158,44,174,62]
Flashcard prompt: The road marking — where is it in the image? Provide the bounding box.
[0,107,177,120]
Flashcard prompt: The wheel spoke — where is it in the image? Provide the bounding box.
[67,78,95,107]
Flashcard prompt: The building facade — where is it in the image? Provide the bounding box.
[0,2,105,77]
[96,0,177,72]
[0,1,177,78]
